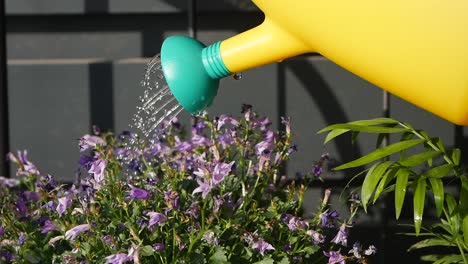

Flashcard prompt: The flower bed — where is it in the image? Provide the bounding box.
[0,105,375,263]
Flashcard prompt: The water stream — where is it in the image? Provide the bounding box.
[131,54,184,138]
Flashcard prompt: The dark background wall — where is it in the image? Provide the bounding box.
[3,0,468,262]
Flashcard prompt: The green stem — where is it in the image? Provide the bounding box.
[456,239,468,264]
[400,122,454,166]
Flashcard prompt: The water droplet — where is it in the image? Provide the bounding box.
[233,72,243,80]
[130,53,184,141]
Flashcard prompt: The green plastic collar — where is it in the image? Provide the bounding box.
[160,36,231,114]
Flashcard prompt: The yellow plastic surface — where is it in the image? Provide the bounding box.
[220,0,468,125]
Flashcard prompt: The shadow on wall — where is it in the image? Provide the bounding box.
[84,0,109,13]
[286,59,363,166]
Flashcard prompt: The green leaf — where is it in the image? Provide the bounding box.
[140,245,155,256]
[450,148,461,166]
[373,167,398,203]
[429,178,444,217]
[423,142,434,167]
[408,238,452,251]
[334,139,425,170]
[399,151,442,168]
[446,194,458,215]
[348,118,400,126]
[423,164,455,178]
[351,131,360,145]
[323,128,349,144]
[414,178,427,235]
[420,255,444,262]
[210,247,229,264]
[376,133,386,148]
[433,255,466,264]
[459,177,468,216]
[319,118,399,133]
[318,124,408,134]
[253,258,275,264]
[278,257,290,264]
[302,245,320,255]
[431,137,446,153]
[395,168,410,220]
[399,132,416,160]
[361,161,393,211]
[463,215,468,247]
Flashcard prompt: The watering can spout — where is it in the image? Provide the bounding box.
[161,0,468,125]
[219,17,310,73]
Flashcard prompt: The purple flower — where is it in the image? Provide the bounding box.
[307,230,325,244]
[146,212,167,227]
[16,198,27,215]
[104,253,131,264]
[128,185,149,200]
[321,210,339,228]
[0,176,19,187]
[349,242,362,258]
[185,202,200,219]
[241,104,253,121]
[147,141,170,157]
[7,150,40,175]
[287,216,309,231]
[202,231,219,245]
[128,159,141,173]
[79,155,96,170]
[153,243,165,251]
[331,224,348,246]
[79,134,105,152]
[0,227,4,237]
[174,137,193,152]
[117,130,136,141]
[88,158,107,183]
[114,148,132,158]
[18,233,27,245]
[251,238,275,256]
[136,219,148,228]
[255,140,274,157]
[164,190,180,210]
[41,220,57,234]
[192,179,213,199]
[102,235,112,244]
[281,116,291,135]
[192,120,207,134]
[364,245,377,255]
[253,116,271,131]
[56,195,72,217]
[217,114,239,130]
[212,161,234,185]
[191,134,212,147]
[43,174,59,190]
[127,245,140,262]
[313,165,324,177]
[217,133,234,148]
[324,251,345,264]
[0,250,13,262]
[65,224,90,240]
[213,195,224,214]
[22,191,40,201]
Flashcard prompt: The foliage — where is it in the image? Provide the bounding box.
[0,105,375,263]
[319,117,468,263]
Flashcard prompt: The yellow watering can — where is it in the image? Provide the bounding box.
[160,0,468,125]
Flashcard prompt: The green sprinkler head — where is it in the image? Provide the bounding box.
[160,36,232,114]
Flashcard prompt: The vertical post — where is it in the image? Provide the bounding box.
[187,0,197,39]
[0,0,9,177]
[380,90,390,262]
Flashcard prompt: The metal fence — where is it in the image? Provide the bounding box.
[1,1,467,262]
